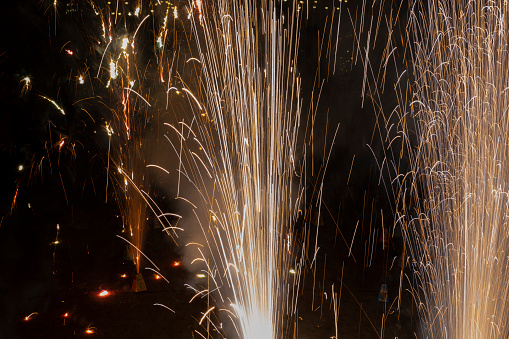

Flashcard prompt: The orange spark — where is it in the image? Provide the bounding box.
[24,312,37,321]
[98,290,109,297]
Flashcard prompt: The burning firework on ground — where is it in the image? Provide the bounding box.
[388,0,509,337]
[159,1,307,337]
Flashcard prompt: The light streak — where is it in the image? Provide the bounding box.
[181,88,202,110]
[146,164,169,174]
[154,303,175,313]
[24,312,38,321]
[116,235,160,271]
[40,95,65,115]
[199,307,215,325]
[123,88,151,107]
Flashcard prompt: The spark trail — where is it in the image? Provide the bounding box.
[392,0,509,337]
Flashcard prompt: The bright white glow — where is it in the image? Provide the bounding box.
[109,61,117,79]
[121,37,129,50]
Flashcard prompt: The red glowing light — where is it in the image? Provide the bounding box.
[172,261,181,267]
[98,290,109,297]
[121,274,127,278]
[63,312,69,318]
[155,275,161,280]
[59,139,65,147]
[85,329,94,334]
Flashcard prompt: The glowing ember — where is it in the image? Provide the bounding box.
[98,290,109,297]
[172,261,180,267]
[196,273,206,278]
[24,312,37,321]
[155,275,161,280]
[121,274,127,278]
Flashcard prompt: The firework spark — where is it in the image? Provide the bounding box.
[160,0,306,337]
[390,1,509,337]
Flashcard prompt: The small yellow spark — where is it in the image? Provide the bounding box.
[78,75,84,84]
[196,273,206,278]
[289,268,296,274]
[134,7,140,16]
[173,6,178,18]
[18,164,23,171]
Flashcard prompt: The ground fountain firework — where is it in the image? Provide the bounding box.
[394,0,509,337]
[160,1,306,337]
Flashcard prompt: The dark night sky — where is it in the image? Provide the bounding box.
[0,1,416,338]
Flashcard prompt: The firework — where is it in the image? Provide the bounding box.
[391,0,509,337]
[159,1,306,337]
[19,0,312,336]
